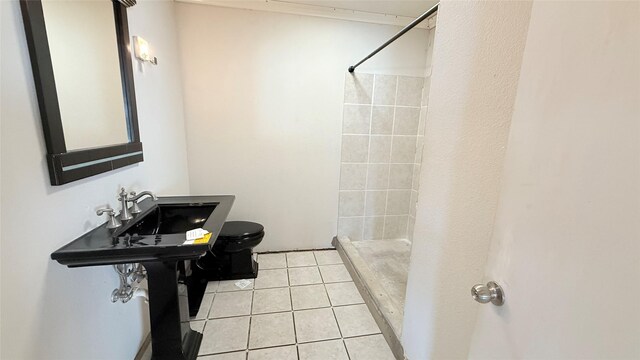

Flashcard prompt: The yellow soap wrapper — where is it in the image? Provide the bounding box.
[193,233,212,244]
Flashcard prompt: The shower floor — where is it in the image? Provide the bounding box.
[350,239,411,316]
[333,237,412,358]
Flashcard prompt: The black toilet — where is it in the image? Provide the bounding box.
[185,221,264,316]
[196,221,264,280]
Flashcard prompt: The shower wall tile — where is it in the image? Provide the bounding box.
[366,164,390,190]
[412,164,421,191]
[388,164,413,189]
[344,73,373,104]
[342,105,371,134]
[396,76,424,106]
[407,216,415,242]
[368,136,391,163]
[339,191,365,217]
[418,107,427,135]
[386,190,411,215]
[390,136,417,163]
[338,217,363,241]
[410,190,418,218]
[341,135,369,163]
[415,136,425,164]
[340,72,427,243]
[394,107,420,135]
[363,217,385,240]
[365,190,387,216]
[383,215,408,240]
[422,76,431,105]
[372,75,397,105]
[340,164,367,190]
[371,106,394,134]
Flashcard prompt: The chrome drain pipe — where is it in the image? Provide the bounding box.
[111,263,147,303]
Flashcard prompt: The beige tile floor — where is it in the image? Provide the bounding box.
[192,250,396,360]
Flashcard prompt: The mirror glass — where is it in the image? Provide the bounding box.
[41,0,129,151]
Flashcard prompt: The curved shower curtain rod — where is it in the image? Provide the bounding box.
[348,2,439,73]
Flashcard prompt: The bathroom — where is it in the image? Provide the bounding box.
[1,0,639,359]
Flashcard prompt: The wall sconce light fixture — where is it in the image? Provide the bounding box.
[133,36,157,65]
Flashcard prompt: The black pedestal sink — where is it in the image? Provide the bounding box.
[51,195,234,360]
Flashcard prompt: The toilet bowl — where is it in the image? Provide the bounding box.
[195,221,264,281]
[185,221,264,315]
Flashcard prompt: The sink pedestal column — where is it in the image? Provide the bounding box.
[143,260,202,360]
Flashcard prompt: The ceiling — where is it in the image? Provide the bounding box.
[277,0,439,18]
[177,0,439,26]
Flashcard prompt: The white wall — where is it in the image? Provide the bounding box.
[402,1,532,359]
[175,3,429,251]
[0,1,190,358]
[469,1,640,358]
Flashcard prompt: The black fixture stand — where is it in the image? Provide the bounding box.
[143,261,201,360]
[51,196,235,360]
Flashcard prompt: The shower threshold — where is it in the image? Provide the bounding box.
[332,236,412,360]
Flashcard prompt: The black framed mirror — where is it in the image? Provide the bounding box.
[20,0,143,186]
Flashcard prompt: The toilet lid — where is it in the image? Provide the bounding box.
[219,221,264,240]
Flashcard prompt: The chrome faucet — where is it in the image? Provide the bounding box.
[128,190,158,214]
[118,188,133,221]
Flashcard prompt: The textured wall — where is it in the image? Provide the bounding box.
[469,1,640,358]
[0,1,190,358]
[401,1,533,359]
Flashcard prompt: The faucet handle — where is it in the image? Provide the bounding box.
[96,207,115,216]
[127,191,138,205]
[97,207,122,229]
[118,187,129,201]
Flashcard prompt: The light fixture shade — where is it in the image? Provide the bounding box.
[133,36,150,60]
[133,36,158,65]
[116,0,136,8]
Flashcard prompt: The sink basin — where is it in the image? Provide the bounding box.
[51,195,234,267]
[121,203,217,236]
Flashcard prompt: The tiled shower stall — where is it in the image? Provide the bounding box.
[338,73,430,243]
[334,23,435,356]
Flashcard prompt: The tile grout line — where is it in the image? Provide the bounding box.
[246,289,254,355]
[342,133,418,137]
[205,292,215,320]
[368,76,386,241]
[245,292,251,358]
[198,348,249,357]
[194,250,388,358]
[404,80,427,243]
[330,304,346,358]
[382,75,400,241]
[209,280,357,293]
[343,102,420,109]
[329,216,411,225]
[339,161,418,165]
[360,73,376,241]
[243,335,381,354]
[339,188,415,192]
[291,253,313,355]
[288,267,300,359]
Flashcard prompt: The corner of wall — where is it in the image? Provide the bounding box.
[402,1,533,358]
